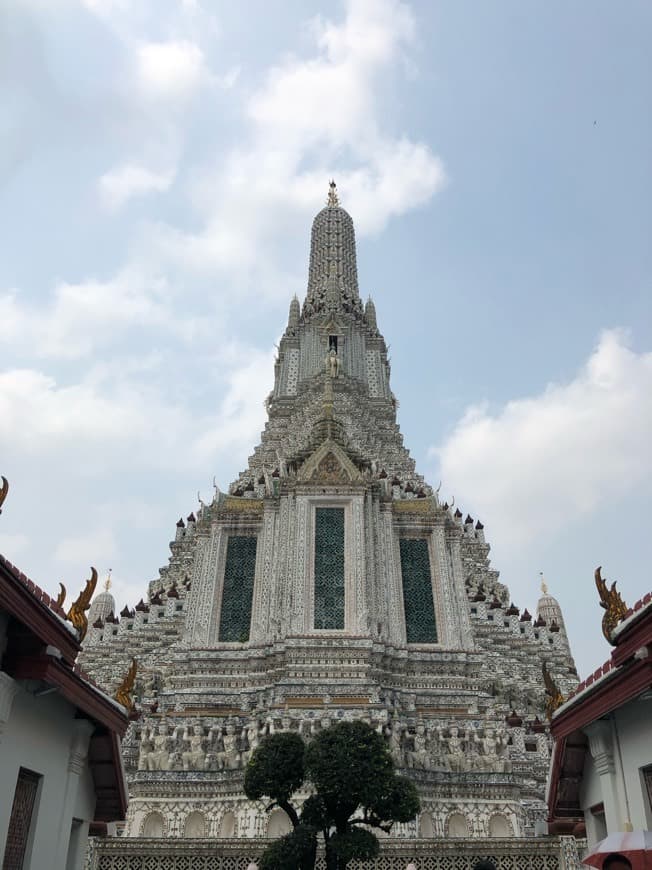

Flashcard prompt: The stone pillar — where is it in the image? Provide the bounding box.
[0,671,18,742]
[184,528,221,646]
[250,505,277,642]
[584,718,622,832]
[54,718,96,868]
[445,528,474,650]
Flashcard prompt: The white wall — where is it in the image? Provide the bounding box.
[0,678,97,870]
[615,695,652,830]
[580,695,652,845]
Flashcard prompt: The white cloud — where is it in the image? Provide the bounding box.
[1,270,198,360]
[54,526,117,564]
[98,163,175,211]
[431,329,652,548]
[137,40,206,100]
[147,0,445,285]
[0,342,273,471]
[249,0,415,147]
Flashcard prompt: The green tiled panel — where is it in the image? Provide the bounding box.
[218,535,257,642]
[400,538,438,643]
[314,507,345,629]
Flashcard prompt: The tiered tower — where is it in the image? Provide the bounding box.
[81,184,577,843]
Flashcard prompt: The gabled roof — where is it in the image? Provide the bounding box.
[0,553,129,820]
[547,592,652,829]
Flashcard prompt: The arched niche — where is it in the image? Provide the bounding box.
[488,813,511,837]
[184,811,206,838]
[267,809,292,838]
[219,811,236,838]
[419,812,434,838]
[142,811,165,838]
[447,812,470,838]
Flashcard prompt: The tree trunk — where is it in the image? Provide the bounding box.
[300,839,317,870]
[324,838,338,870]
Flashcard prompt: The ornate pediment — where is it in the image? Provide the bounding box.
[297,440,363,485]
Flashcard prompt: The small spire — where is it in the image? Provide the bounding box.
[104,569,112,592]
[327,179,339,207]
[540,572,548,595]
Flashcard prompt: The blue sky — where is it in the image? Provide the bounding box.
[1,0,651,678]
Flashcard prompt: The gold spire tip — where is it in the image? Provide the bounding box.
[105,568,112,592]
[539,572,548,594]
[327,179,339,207]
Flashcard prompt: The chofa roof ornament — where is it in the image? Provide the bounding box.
[595,565,628,644]
[67,567,98,642]
[114,658,138,713]
[0,476,8,514]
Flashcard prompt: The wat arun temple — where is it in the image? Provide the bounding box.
[83,185,583,868]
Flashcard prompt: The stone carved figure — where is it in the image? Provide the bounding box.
[243,720,262,763]
[140,721,172,771]
[407,723,430,770]
[442,725,469,773]
[473,726,511,773]
[218,724,241,770]
[385,720,405,766]
[182,723,206,771]
[325,348,341,377]
[138,725,154,771]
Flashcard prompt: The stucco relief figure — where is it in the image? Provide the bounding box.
[425,725,444,769]
[385,720,405,766]
[138,725,155,771]
[243,721,262,763]
[473,727,511,773]
[325,347,341,377]
[142,721,172,771]
[407,723,430,770]
[442,726,469,773]
[218,724,241,770]
[182,724,206,771]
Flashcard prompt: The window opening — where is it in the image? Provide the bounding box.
[400,538,438,643]
[218,535,257,642]
[314,507,345,629]
[2,767,41,870]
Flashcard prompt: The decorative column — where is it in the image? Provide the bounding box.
[54,718,96,868]
[584,718,622,832]
[445,527,474,650]
[0,671,18,742]
[183,528,221,646]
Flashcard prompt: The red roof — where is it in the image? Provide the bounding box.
[0,553,129,820]
[547,594,652,829]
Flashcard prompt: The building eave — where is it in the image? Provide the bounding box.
[0,554,79,664]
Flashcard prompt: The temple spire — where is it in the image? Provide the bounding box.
[303,181,362,320]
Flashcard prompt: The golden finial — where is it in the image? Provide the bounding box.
[0,476,8,514]
[595,566,628,644]
[327,179,339,207]
[55,582,66,609]
[104,569,112,592]
[67,567,98,642]
[540,572,548,595]
[114,658,138,713]
[542,662,564,720]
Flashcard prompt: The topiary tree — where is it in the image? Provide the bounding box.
[244,720,420,870]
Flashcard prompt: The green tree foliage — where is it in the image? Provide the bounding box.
[258,824,317,870]
[244,721,420,870]
[244,731,305,827]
